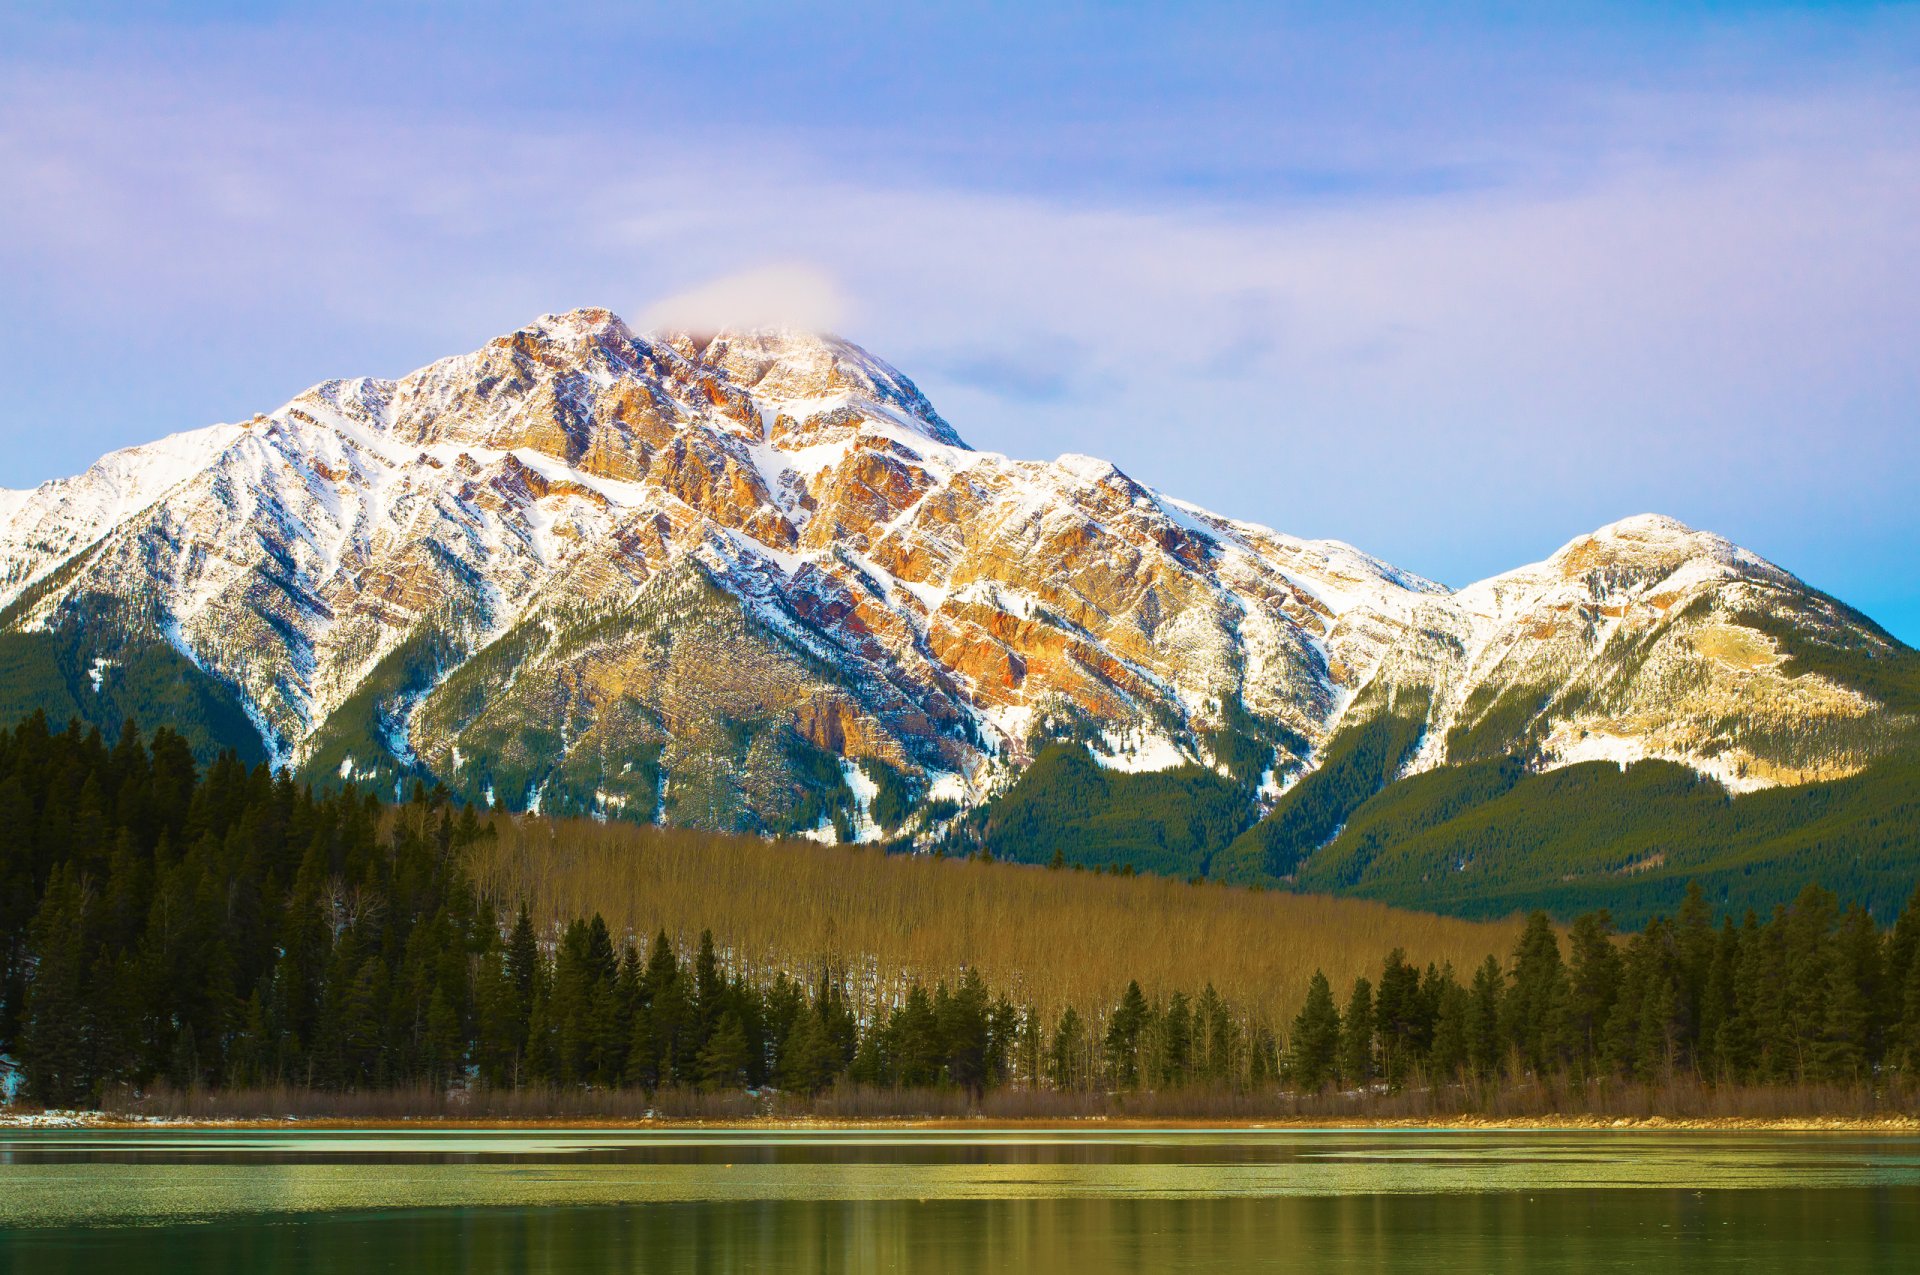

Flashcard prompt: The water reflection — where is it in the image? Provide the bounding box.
[2,1130,1917,1273]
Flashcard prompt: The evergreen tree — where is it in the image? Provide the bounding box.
[1817,903,1881,1080]
[1900,943,1920,1074]
[1503,912,1568,1076]
[1780,886,1839,1078]
[1103,980,1150,1089]
[892,985,940,1087]
[777,1006,837,1094]
[697,1011,750,1091]
[1563,910,1620,1075]
[1048,1006,1090,1090]
[940,969,993,1096]
[1375,950,1423,1085]
[1197,983,1236,1086]
[1338,977,1374,1086]
[1427,972,1471,1082]
[1286,971,1340,1092]
[1718,912,1767,1082]
[693,929,725,1055]
[1159,991,1193,1087]
[1467,955,1505,1081]
[21,866,91,1105]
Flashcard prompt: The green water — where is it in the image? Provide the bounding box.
[2,1128,1917,1272]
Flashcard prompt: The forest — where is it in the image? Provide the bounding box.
[3,712,1919,1116]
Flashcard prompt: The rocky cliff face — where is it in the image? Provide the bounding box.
[0,309,1906,837]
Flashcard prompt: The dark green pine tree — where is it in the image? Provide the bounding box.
[892,984,941,1087]
[1562,910,1620,1077]
[1735,908,1789,1081]
[1338,977,1374,1087]
[777,1003,838,1095]
[1103,980,1150,1090]
[940,968,993,1097]
[1466,954,1505,1081]
[1886,885,1920,1058]
[423,987,461,1088]
[818,971,860,1073]
[1286,971,1340,1093]
[1781,885,1839,1080]
[1674,882,1717,1062]
[1503,912,1569,1078]
[21,866,92,1106]
[987,995,1021,1090]
[1817,903,1882,1081]
[1198,984,1236,1086]
[473,940,521,1086]
[1600,928,1654,1079]
[1696,917,1741,1080]
[1900,938,1920,1075]
[1047,1006,1089,1090]
[1375,950,1423,1086]
[693,929,726,1060]
[696,1011,750,1092]
[1427,971,1471,1082]
[649,932,696,1087]
[505,906,540,1041]
[1158,991,1193,1087]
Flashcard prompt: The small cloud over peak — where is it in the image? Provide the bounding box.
[640,264,851,335]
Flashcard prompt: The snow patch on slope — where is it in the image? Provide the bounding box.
[1088,730,1191,774]
[1536,726,1776,794]
[0,421,245,606]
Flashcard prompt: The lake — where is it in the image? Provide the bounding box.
[2,1127,1917,1272]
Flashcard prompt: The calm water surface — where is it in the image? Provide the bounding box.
[2,1127,1917,1272]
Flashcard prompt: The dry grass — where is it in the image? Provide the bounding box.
[103,1083,758,1122]
[95,1077,1920,1125]
[467,816,1530,1026]
[798,1077,1920,1123]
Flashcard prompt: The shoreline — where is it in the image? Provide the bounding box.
[4,1111,1917,1133]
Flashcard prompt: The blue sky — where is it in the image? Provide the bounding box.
[2,2,1916,640]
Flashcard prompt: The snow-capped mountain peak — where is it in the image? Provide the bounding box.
[0,311,1903,836]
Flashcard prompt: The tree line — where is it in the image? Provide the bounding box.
[3,714,1918,1109]
[1282,880,1920,1092]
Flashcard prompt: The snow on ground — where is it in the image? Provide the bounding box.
[1536,725,1776,794]
[1088,728,1191,774]
[924,770,972,803]
[841,759,882,842]
[978,704,1034,756]
[593,789,630,823]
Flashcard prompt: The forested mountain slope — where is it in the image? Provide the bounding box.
[0,309,1912,918]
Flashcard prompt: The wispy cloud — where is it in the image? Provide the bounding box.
[640,264,852,335]
[0,17,1915,638]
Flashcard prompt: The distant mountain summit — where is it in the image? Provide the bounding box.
[0,309,1909,857]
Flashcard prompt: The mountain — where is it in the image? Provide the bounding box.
[1,308,1912,916]
[1209,514,1919,919]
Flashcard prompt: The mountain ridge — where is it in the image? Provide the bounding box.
[0,309,1909,879]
